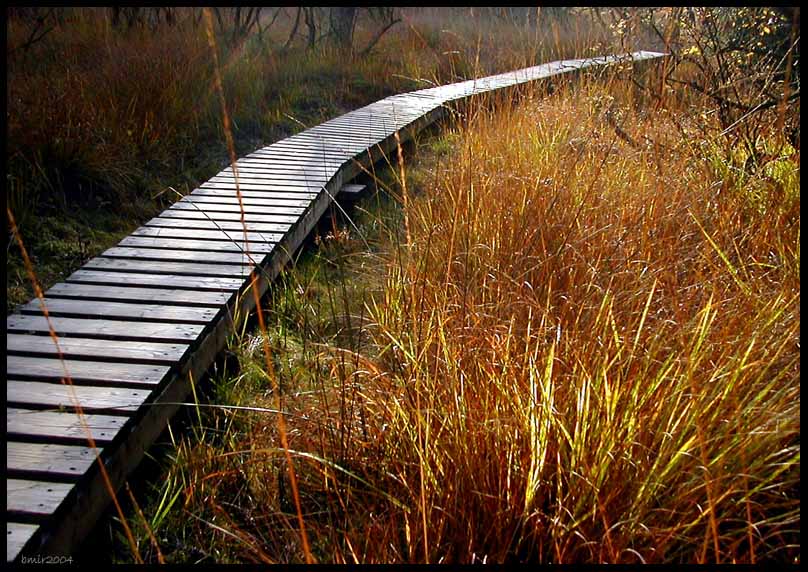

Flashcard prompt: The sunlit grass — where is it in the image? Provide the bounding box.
[135,73,799,563]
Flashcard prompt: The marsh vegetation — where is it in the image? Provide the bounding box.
[7,7,799,564]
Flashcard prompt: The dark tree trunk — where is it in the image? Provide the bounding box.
[331,7,357,52]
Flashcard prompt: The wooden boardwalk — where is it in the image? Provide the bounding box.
[5,51,664,562]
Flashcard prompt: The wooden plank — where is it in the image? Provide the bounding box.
[182,192,315,206]
[312,129,393,141]
[287,133,374,147]
[319,118,396,130]
[7,380,150,413]
[102,245,270,265]
[337,109,422,120]
[203,177,325,191]
[209,174,330,190]
[240,148,346,159]
[131,226,281,243]
[7,522,39,562]
[307,126,391,138]
[7,442,99,479]
[7,334,188,364]
[7,479,75,518]
[45,283,231,307]
[342,102,428,111]
[7,410,128,446]
[208,174,330,187]
[306,126,391,137]
[7,356,171,387]
[166,203,306,220]
[203,172,323,185]
[7,315,204,343]
[189,188,320,203]
[188,187,319,200]
[238,160,345,173]
[118,236,275,256]
[160,209,300,225]
[228,167,339,178]
[20,297,219,325]
[201,180,324,191]
[247,149,349,161]
[263,142,354,156]
[145,217,290,234]
[172,201,311,214]
[83,257,256,278]
[356,104,430,114]
[265,135,351,148]
[208,171,334,184]
[364,111,430,120]
[321,116,403,127]
[246,158,352,171]
[236,155,343,167]
[66,269,244,291]
[340,184,366,195]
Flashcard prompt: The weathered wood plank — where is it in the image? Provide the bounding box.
[118,236,276,255]
[236,156,343,167]
[185,187,322,202]
[287,133,373,147]
[7,523,39,562]
[66,270,244,291]
[45,282,232,307]
[7,442,99,479]
[318,127,398,136]
[265,138,351,150]
[169,201,306,216]
[259,147,357,161]
[7,479,75,518]
[247,149,349,161]
[7,356,171,387]
[182,192,315,205]
[213,173,333,189]
[7,315,204,343]
[189,188,319,204]
[332,109,423,120]
[102,246,269,265]
[317,120,395,133]
[203,177,325,191]
[201,180,325,191]
[7,410,128,446]
[7,380,151,413]
[145,218,290,234]
[319,121,400,131]
[7,334,188,364]
[83,257,256,278]
[339,184,366,195]
[310,130,393,142]
[131,226,281,243]
[208,175,329,191]
[212,168,331,180]
[20,297,219,324]
[307,126,390,139]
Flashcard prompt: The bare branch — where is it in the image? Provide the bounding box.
[358,17,401,57]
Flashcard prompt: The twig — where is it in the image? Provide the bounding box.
[358,18,402,57]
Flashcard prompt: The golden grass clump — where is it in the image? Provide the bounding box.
[356,77,799,563]
[153,74,798,564]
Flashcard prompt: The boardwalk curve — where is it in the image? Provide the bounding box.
[6,51,665,562]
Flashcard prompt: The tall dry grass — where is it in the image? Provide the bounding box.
[354,77,799,563]
[139,73,799,564]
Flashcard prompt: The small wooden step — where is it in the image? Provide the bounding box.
[339,183,367,196]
